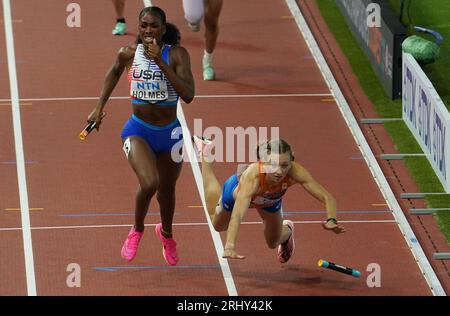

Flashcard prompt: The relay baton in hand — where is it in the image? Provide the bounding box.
[79,112,106,140]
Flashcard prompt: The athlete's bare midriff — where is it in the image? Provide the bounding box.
[132,103,177,126]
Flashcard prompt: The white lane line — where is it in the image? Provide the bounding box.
[2,0,36,296]
[0,219,397,232]
[177,102,238,296]
[0,93,333,103]
[284,0,444,296]
[143,0,238,296]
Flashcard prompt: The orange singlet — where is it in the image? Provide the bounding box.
[238,162,295,211]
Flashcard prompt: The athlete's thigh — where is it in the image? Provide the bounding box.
[204,0,223,20]
[183,0,204,22]
[212,197,232,231]
[156,151,183,188]
[123,136,158,182]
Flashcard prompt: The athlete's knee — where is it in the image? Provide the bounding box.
[140,177,159,195]
[212,222,221,231]
[212,213,228,232]
[205,187,220,200]
[213,221,227,232]
[185,12,203,24]
[157,184,176,198]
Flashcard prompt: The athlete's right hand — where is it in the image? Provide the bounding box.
[223,248,245,260]
[87,107,105,131]
[145,38,162,63]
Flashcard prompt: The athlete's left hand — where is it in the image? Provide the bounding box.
[322,221,346,234]
[145,38,162,63]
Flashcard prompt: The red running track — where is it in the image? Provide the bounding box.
[0,0,438,295]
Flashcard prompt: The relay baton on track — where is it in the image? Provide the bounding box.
[79,112,106,140]
[318,259,361,278]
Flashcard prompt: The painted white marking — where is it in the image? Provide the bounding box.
[0,93,333,103]
[177,101,238,296]
[0,219,397,232]
[2,0,36,296]
[284,0,444,296]
[144,0,238,296]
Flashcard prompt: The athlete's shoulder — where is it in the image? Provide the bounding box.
[169,45,187,53]
[117,45,137,62]
[169,45,190,60]
[239,163,260,186]
[244,162,260,176]
[288,161,310,184]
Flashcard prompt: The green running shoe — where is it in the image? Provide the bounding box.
[112,22,126,35]
[203,65,215,81]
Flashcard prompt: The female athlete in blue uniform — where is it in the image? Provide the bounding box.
[87,7,194,266]
[194,137,346,261]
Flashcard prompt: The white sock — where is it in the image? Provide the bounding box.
[203,50,213,68]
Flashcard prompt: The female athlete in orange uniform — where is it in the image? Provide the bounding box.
[194,137,346,262]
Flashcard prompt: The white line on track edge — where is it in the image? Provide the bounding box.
[2,0,37,296]
[284,0,445,296]
[142,0,237,297]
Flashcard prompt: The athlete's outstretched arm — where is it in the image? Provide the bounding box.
[87,46,134,126]
[223,171,259,259]
[289,162,346,234]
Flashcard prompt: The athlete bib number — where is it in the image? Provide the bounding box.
[130,80,168,102]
